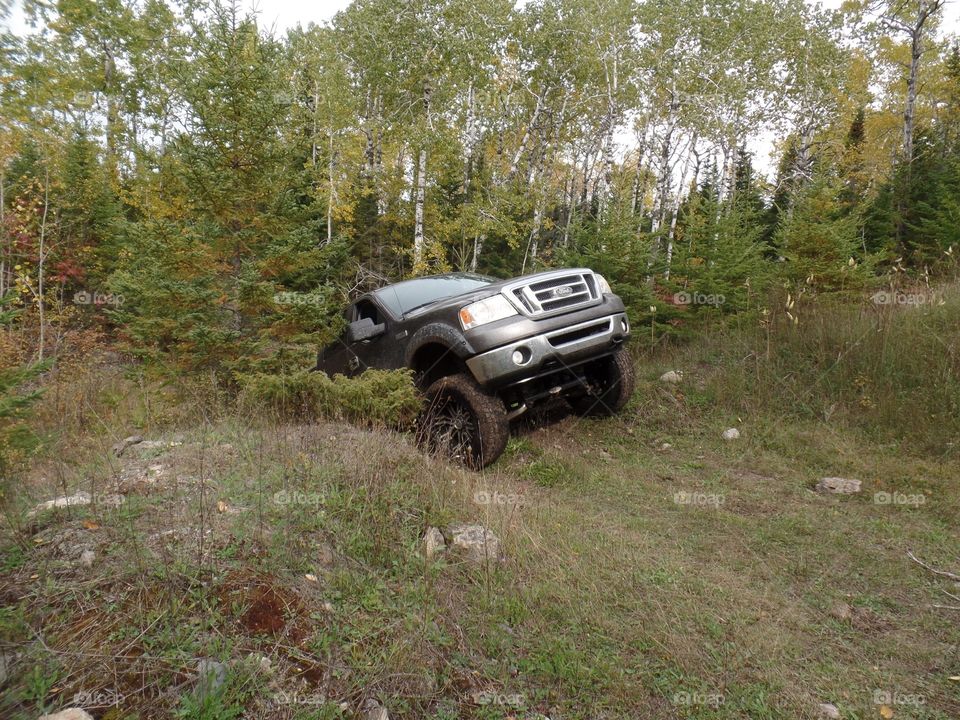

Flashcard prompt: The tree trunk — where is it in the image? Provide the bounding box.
[903,30,921,164]
[37,167,49,361]
[664,134,698,280]
[414,146,427,267]
[413,80,433,268]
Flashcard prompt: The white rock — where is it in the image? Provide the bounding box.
[447,524,501,563]
[79,550,96,568]
[38,710,95,720]
[816,477,862,494]
[659,370,683,384]
[658,442,672,451]
[817,702,841,719]
[28,492,92,517]
[112,435,144,457]
[721,428,740,441]
[363,698,390,720]
[195,659,226,692]
[423,527,446,559]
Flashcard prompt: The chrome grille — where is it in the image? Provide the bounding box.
[505,269,600,318]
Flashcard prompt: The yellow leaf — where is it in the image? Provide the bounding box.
[217,500,228,513]
[879,705,894,718]
[83,520,100,530]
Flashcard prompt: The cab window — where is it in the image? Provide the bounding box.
[351,298,383,325]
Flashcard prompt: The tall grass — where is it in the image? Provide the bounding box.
[653,284,960,454]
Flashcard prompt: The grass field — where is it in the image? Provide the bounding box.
[2,291,959,719]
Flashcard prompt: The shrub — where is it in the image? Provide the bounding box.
[238,369,421,427]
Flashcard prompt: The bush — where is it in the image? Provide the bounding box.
[238,369,421,427]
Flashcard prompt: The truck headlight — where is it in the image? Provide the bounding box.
[459,294,518,330]
[595,274,612,295]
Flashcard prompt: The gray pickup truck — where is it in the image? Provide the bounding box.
[316,268,634,468]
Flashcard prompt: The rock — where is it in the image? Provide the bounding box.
[127,439,182,457]
[816,477,862,494]
[112,435,144,457]
[721,428,740,441]
[38,710,95,720]
[79,550,96,568]
[659,370,683,384]
[195,659,227,693]
[423,527,446,559]
[447,524,501,563]
[658,442,672,451]
[817,702,841,719]
[363,698,390,720]
[0,650,16,685]
[248,653,272,673]
[316,542,336,568]
[28,491,92,517]
[829,603,852,622]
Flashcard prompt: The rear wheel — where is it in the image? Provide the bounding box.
[568,346,636,416]
[417,373,509,469]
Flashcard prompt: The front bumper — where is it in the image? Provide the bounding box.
[466,312,629,387]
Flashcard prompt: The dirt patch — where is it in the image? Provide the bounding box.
[220,574,305,638]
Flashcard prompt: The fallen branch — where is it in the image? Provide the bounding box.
[907,550,960,581]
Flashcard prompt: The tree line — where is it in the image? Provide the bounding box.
[0,0,958,377]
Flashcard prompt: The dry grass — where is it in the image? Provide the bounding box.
[2,290,960,719]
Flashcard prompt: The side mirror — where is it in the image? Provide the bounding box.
[346,317,385,343]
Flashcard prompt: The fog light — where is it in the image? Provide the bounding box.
[512,347,531,365]
[621,317,629,333]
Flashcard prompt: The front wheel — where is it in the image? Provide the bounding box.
[416,373,509,469]
[568,346,636,416]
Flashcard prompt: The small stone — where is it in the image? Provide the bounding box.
[38,711,95,720]
[248,653,272,673]
[195,659,227,693]
[817,702,841,719]
[816,477,862,494]
[721,428,740,441]
[659,442,672,451]
[363,698,390,720]
[304,573,318,583]
[829,603,852,621]
[447,524,501,563]
[316,542,336,567]
[79,550,96,568]
[112,435,144,457]
[423,526,446,559]
[659,370,683,384]
[28,492,92,517]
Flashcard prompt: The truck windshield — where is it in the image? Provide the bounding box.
[375,274,494,317]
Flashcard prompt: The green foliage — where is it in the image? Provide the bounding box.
[775,171,872,293]
[0,294,50,484]
[239,369,421,427]
[672,184,772,314]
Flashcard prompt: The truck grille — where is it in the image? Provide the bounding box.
[506,270,600,318]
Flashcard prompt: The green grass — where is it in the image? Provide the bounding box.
[2,288,960,718]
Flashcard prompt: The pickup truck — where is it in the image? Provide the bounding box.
[316,268,634,468]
